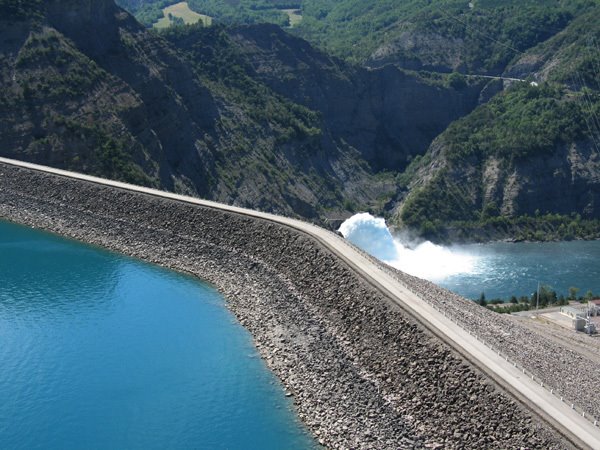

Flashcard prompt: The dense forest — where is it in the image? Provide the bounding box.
[117,0,596,75]
[396,4,600,242]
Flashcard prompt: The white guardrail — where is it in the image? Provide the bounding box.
[423,292,598,427]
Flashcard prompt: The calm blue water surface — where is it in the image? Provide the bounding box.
[0,220,315,449]
[438,240,600,301]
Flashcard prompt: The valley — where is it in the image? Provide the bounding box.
[2,1,600,448]
[1,0,599,241]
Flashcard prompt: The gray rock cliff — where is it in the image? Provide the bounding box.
[230,24,486,171]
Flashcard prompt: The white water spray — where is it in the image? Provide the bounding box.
[338,213,478,281]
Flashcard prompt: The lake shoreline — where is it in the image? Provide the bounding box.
[401,223,600,246]
[0,220,315,448]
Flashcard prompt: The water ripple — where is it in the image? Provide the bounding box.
[0,220,315,449]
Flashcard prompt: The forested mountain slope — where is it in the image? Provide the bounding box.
[0,0,487,222]
[0,0,346,218]
[3,0,599,241]
[295,0,596,74]
[207,24,486,171]
[395,4,600,242]
[120,0,595,76]
[116,0,296,27]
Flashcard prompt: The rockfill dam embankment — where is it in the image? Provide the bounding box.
[0,161,568,449]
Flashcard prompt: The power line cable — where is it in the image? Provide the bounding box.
[570,73,600,154]
[586,35,600,91]
[576,70,600,135]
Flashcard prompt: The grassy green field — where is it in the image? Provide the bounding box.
[281,8,302,27]
[153,2,212,29]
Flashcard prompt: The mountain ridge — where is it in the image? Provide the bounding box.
[2,0,599,242]
[1,0,486,223]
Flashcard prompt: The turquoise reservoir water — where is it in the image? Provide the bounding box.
[0,220,315,449]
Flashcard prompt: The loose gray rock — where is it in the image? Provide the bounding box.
[0,164,571,449]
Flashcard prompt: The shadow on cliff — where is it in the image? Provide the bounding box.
[43,0,220,194]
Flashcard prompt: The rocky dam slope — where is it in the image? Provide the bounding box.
[0,161,573,449]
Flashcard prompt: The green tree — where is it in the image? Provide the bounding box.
[531,285,557,308]
[447,71,467,90]
[481,201,500,219]
[478,292,487,307]
[568,286,579,301]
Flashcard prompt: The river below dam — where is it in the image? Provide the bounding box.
[0,220,314,449]
[433,239,600,300]
[340,213,600,301]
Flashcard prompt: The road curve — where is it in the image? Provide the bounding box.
[2,156,599,449]
[465,74,527,82]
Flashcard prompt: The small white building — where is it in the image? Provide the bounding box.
[561,306,585,319]
[560,306,587,331]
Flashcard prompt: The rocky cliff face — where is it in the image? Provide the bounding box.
[411,140,600,219]
[510,141,600,217]
[0,0,221,195]
[228,24,487,171]
[394,91,600,242]
[366,31,469,74]
[1,0,406,220]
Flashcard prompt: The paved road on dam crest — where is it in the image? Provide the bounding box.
[2,156,599,449]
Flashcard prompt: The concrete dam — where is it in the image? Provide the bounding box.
[1,157,599,449]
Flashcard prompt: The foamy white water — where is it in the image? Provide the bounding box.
[338,213,478,281]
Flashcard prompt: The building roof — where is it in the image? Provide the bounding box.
[589,299,600,305]
[562,306,587,315]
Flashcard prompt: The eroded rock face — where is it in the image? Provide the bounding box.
[475,142,600,219]
[46,0,116,23]
[509,142,600,217]
[45,0,119,43]
[367,31,467,73]
[229,24,487,172]
[403,140,600,230]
